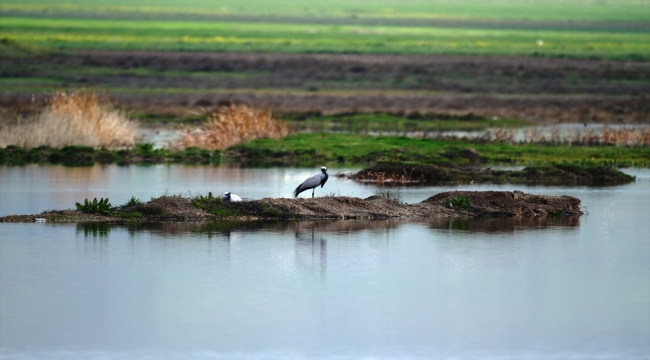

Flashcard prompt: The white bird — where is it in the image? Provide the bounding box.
[293,167,328,198]
[221,191,242,202]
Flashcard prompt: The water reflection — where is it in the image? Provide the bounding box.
[74,216,580,239]
[427,216,580,233]
[295,225,328,276]
[76,222,112,237]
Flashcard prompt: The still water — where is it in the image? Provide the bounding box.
[1,166,649,360]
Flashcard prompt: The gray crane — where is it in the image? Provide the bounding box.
[293,167,329,198]
[221,191,242,202]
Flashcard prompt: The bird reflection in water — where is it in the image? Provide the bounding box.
[295,225,327,278]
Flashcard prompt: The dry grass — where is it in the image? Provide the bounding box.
[0,90,139,148]
[176,104,289,150]
[359,168,423,185]
[476,126,650,147]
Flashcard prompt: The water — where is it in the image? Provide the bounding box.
[1,166,649,359]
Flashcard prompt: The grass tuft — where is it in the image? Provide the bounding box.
[192,193,242,217]
[117,196,142,210]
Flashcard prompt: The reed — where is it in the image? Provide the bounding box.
[0,90,139,149]
[447,126,650,147]
[536,127,650,147]
[360,168,419,185]
[176,104,288,150]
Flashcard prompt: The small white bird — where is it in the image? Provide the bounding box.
[221,191,242,202]
[293,167,329,198]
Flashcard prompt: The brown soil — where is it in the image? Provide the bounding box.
[0,190,582,223]
[422,190,581,217]
[352,163,636,185]
[1,50,648,123]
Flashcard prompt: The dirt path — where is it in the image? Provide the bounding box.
[0,190,582,223]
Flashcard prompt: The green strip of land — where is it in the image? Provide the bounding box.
[3,134,649,167]
[2,16,647,60]
[2,0,649,23]
[227,133,650,167]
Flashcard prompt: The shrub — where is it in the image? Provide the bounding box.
[0,90,140,149]
[117,196,142,210]
[75,197,116,215]
[449,196,471,210]
[176,104,288,150]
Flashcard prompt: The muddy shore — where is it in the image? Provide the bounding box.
[0,190,583,223]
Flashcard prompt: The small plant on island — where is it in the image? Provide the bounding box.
[192,192,240,217]
[449,196,471,210]
[75,197,116,215]
[117,196,142,210]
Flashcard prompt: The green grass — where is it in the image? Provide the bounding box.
[449,196,471,210]
[0,63,265,79]
[229,133,650,167]
[0,144,222,166]
[2,0,649,23]
[1,16,647,60]
[2,133,648,168]
[289,113,529,133]
[1,0,648,61]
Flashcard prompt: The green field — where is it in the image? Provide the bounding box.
[230,133,650,167]
[1,0,649,60]
[2,0,649,22]
[287,113,529,133]
[3,133,649,167]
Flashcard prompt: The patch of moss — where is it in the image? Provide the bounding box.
[210,207,241,217]
[260,202,284,217]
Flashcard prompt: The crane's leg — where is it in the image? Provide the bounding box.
[312,188,315,198]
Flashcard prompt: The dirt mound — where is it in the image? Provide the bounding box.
[258,196,452,219]
[1,191,582,223]
[131,195,213,221]
[423,190,582,217]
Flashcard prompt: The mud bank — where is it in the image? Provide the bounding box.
[0,191,582,223]
[351,164,636,185]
